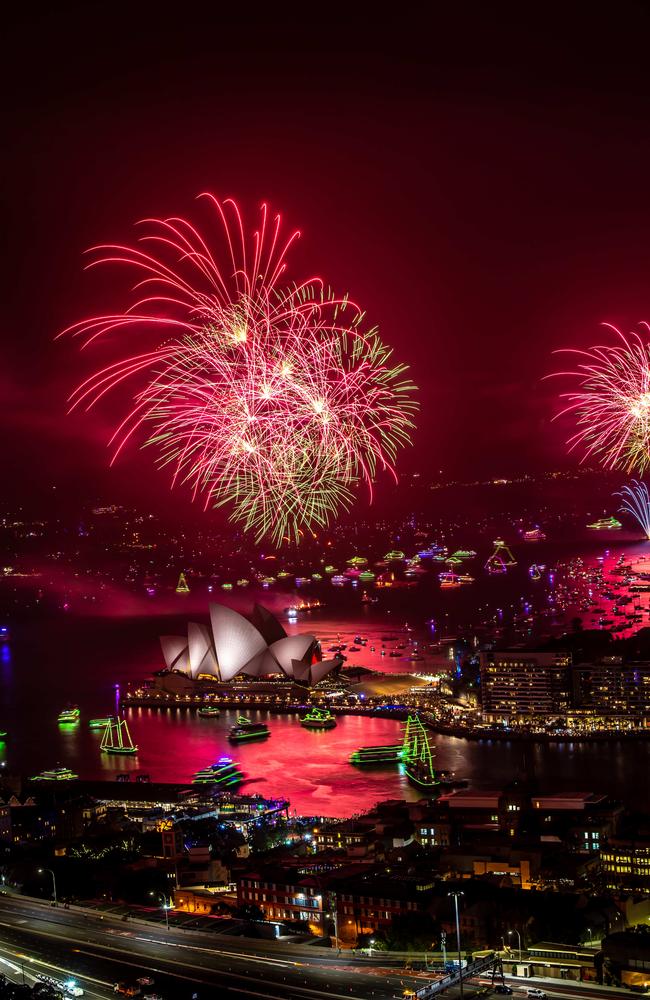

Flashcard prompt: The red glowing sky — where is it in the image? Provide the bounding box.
[5,5,650,517]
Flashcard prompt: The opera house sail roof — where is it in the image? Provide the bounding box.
[160,602,340,686]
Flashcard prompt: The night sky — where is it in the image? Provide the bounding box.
[6,4,650,517]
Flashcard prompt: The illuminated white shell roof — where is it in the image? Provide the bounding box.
[160,603,339,686]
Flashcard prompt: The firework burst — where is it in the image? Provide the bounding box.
[59,196,417,544]
[551,324,650,474]
[618,480,650,540]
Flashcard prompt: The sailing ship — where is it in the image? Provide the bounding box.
[402,715,440,793]
[100,717,138,755]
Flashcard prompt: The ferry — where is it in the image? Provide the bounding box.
[587,516,623,530]
[0,626,9,642]
[197,705,220,717]
[88,717,113,729]
[522,527,546,541]
[192,756,243,786]
[300,706,337,730]
[350,744,404,765]
[58,707,80,724]
[228,717,270,743]
[32,767,79,781]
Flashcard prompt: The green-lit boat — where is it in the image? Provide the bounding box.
[58,707,80,724]
[89,717,113,729]
[228,716,270,743]
[300,706,337,730]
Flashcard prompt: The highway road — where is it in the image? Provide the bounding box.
[0,893,442,1000]
[0,896,638,1000]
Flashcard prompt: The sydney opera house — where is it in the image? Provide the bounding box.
[160,603,340,687]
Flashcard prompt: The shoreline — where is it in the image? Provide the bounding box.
[122,694,650,745]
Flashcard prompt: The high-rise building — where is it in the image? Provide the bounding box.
[479,649,571,722]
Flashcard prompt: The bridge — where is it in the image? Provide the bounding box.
[404,952,504,998]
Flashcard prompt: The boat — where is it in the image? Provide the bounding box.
[89,717,113,729]
[192,756,243,786]
[350,744,404,765]
[228,717,270,743]
[32,767,79,781]
[522,527,546,541]
[58,707,80,724]
[402,715,440,793]
[404,756,440,792]
[100,718,138,755]
[439,571,461,589]
[300,706,337,730]
[197,705,220,717]
[587,516,623,530]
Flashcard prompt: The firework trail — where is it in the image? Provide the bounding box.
[618,480,650,540]
[551,324,650,474]
[59,196,417,544]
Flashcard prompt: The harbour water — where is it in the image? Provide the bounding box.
[4,528,650,816]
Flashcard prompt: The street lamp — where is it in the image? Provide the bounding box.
[448,891,464,999]
[508,928,522,962]
[586,926,592,946]
[150,890,171,930]
[38,868,57,906]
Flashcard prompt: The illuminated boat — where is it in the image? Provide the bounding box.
[236,578,250,587]
[522,527,546,541]
[221,582,233,591]
[404,756,440,792]
[197,705,220,717]
[58,707,80,724]
[192,756,243,786]
[587,516,622,530]
[32,767,79,781]
[439,571,461,589]
[228,717,270,743]
[449,549,477,560]
[384,550,406,561]
[300,706,337,730]
[89,717,113,729]
[350,744,405,765]
[0,626,9,642]
[100,718,138,755]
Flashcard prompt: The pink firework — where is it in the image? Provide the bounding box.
[59,196,417,544]
[551,323,650,473]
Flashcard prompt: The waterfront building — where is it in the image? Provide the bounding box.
[571,656,650,725]
[479,650,572,722]
[160,601,341,685]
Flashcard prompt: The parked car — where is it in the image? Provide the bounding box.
[495,988,513,996]
[113,985,141,997]
[527,991,547,999]
[136,979,154,988]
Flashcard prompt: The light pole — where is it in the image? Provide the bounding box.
[586,926,592,946]
[38,868,57,906]
[441,928,447,967]
[150,890,170,930]
[508,928,522,962]
[448,891,464,998]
